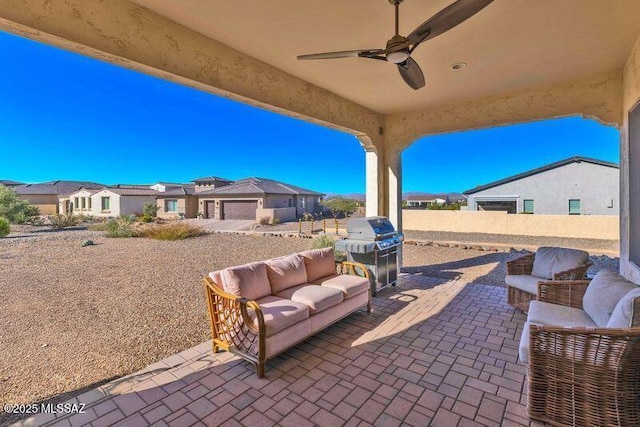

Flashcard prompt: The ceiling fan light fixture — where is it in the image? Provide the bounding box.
[387,49,410,64]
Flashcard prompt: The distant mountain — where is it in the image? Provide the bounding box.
[324,193,366,202]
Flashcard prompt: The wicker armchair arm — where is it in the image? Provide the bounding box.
[506,253,534,275]
[537,279,591,308]
[203,277,265,354]
[552,260,593,281]
[336,260,370,280]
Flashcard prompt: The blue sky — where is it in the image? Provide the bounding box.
[0,31,620,194]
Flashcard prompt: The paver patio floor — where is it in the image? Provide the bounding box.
[18,274,540,427]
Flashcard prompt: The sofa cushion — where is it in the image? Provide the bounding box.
[606,288,640,328]
[209,270,224,288]
[300,248,336,282]
[252,295,310,337]
[312,274,370,299]
[275,284,343,314]
[531,247,590,280]
[221,262,271,301]
[266,254,308,293]
[505,275,540,295]
[583,270,638,327]
[528,300,597,328]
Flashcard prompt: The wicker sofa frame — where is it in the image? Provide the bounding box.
[507,252,592,312]
[527,280,640,426]
[204,261,371,377]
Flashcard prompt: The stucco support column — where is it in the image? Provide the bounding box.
[384,148,402,232]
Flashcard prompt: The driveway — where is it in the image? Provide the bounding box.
[183,218,255,232]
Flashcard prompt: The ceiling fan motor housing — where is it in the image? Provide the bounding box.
[386,34,410,63]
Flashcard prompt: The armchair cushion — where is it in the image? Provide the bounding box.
[300,248,336,282]
[312,274,370,299]
[528,300,596,328]
[266,254,308,293]
[505,274,540,295]
[531,247,590,280]
[583,270,638,327]
[607,288,640,327]
[275,284,343,314]
[252,295,310,337]
[222,261,271,301]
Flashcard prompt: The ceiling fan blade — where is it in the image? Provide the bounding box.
[397,57,425,90]
[408,0,493,50]
[297,49,383,60]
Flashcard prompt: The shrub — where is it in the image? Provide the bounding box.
[141,214,154,223]
[310,234,336,250]
[0,217,10,237]
[258,216,271,226]
[143,202,159,218]
[88,221,109,231]
[271,217,280,225]
[0,185,39,224]
[49,214,82,229]
[138,223,204,240]
[321,197,357,219]
[120,214,137,224]
[106,218,138,238]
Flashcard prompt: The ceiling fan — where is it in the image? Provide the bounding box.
[297,0,493,90]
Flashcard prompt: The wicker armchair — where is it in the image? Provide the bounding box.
[506,250,592,312]
[527,280,640,426]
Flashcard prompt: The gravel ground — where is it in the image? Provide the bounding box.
[0,225,620,425]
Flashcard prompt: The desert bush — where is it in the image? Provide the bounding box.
[258,216,271,226]
[138,222,204,240]
[88,221,109,231]
[0,217,10,237]
[321,197,357,219]
[120,214,137,224]
[141,214,154,223]
[49,214,83,229]
[0,185,39,224]
[271,217,280,225]
[310,234,336,250]
[106,218,138,238]
[302,212,314,221]
[143,202,159,218]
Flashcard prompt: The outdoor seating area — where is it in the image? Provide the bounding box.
[19,274,534,427]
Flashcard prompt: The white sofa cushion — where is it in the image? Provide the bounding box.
[275,284,343,314]
[300,248,336,282]
[531,247,589,280]
[312,274,370,299]
[519,322,544,363]
[606,288,640,328]
[221,261,271,301]
[527,300,597,328]
[252,295,310,337]
[505,275,540,295]
[583,270,638,327]
[266,254,308,293]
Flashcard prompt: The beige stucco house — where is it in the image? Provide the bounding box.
[197,177,323,222]
[155,185,198,219]
[70,186,158,218]
[15,181,103,215]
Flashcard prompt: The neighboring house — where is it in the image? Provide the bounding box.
[464,156,619,215]
[14,180,103,215]
[192,176,233,193]
[155,185,198,219]
[0,180,24,187]
[85,187,158,217]
[60,188,99,214]
[405,195,448,208]
[197,177,323,222]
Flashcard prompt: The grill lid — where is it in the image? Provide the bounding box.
[346,216,397,240]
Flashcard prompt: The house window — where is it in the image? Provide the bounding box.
[101,197,110,211]
[301,197,306,209]
[288,199,292,207]
[81,197,86,210]
[165,199,178,212]
[74,197,79,209]
[523,199,534,214]
[569,199,581,215]
[88,198,92,209]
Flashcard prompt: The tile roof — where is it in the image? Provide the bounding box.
[156,186,196,196]
[191,176,233,183]
[101,187,159,196]
[198,177,323,196]
[14,181,105,195]
[464,156,619,195]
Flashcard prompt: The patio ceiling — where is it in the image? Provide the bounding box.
[130,0,640,115]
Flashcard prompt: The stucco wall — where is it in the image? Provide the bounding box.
[467,162,619,215]
[157,196,198,219]
[403,210,619,240]
[91,190,120,217]
[621,34,640,283]
[18,195,58,215]
[265,195,294,209]
[256,207,297,223]
[120,195,156,217]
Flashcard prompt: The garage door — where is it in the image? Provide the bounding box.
[222,200,257,220]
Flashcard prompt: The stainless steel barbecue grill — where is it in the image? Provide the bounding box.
[335,216,403,296]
